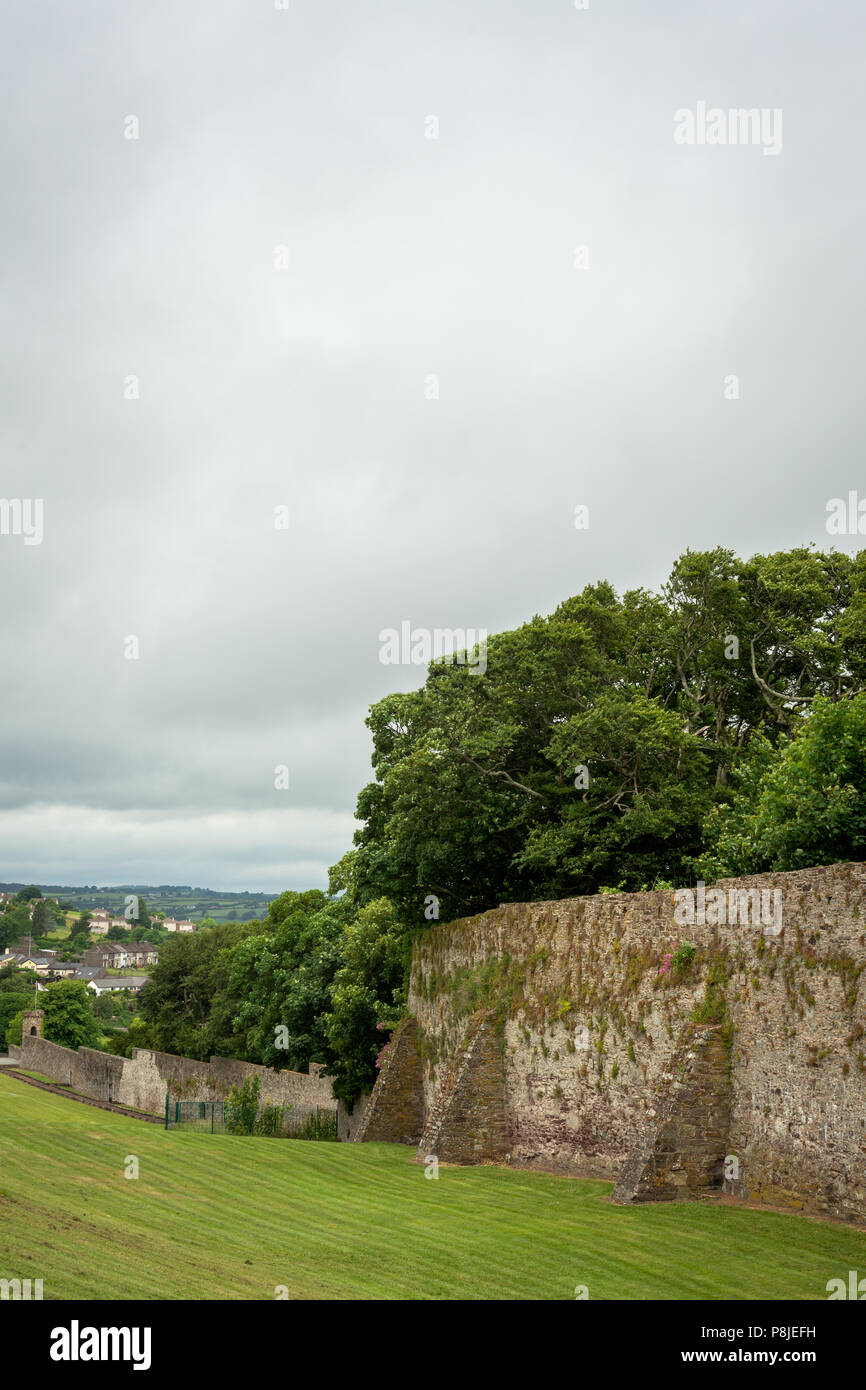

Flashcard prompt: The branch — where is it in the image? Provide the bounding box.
[460,754,545,799]
[749,640,813,717]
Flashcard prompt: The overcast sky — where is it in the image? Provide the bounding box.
[1,0,863,891]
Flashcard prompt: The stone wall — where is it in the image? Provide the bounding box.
[13,1035,337,1121]
[17,1035,77,1086]
[353,1019,425,1145]
[359,862,866,1222]
[337,1091,371,1142]
[611,1024,732,1203]
[417,1013,509,1164]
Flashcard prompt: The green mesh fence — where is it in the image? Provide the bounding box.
[165,1099,226,1132]
[164,1096,337,1140]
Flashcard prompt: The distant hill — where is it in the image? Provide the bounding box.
[0,883,276,925]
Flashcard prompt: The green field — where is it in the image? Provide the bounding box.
[1,883,275,925]
[1,1079,864,1300]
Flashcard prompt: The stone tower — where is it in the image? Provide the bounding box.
[22,1009,43,1039]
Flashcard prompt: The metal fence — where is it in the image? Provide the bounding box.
[164,1096,337,1140]
[165,1099,226,1132]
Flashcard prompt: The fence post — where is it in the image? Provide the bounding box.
[164,1093,168,1130]
[211,1102,214,1134]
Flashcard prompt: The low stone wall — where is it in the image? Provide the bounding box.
[14,1035,337,1121]
[18,1036,77,1086]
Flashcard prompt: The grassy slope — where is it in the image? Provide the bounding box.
[1,1079,864,1301]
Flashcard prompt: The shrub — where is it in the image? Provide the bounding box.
[290,1108,338,1141]
[225,1074,261,1135]
[671,942,697,974]
[254,1101,287,1137]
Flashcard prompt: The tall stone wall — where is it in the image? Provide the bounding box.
[611,1024,732,1203]
[417,1013,509,1164]
[360,862,866,1223]
[337,1091,371,1142]
[353,1019,425,1144]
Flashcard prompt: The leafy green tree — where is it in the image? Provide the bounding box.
[30,899,56,934]
[134,898,152,932]
[516,691,712,896]
[138,921,252,1059]
[697,694,866,877]
[42,981,101,1049]
[5,1010,24,1047]
[106,1015,153,1057]
[0,990,31,1037]
[0,905,29,951]
[348,547,866,922]
[15,886,42,903]
[92,992,120,1020]
[227,892,350,1071]
[225,1075,261,1135]
[323,897,409,1104]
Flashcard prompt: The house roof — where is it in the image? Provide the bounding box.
[91,974,148,988]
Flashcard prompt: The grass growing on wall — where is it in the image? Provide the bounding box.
[1,1078,865,1301]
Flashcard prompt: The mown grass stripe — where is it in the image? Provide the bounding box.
[1,1079,864,1300]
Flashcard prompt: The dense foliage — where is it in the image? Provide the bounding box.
[349,546,866,916]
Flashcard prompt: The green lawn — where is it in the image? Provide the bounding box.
[0,1078,863,1301]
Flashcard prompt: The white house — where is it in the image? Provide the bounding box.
[88,975,149,995]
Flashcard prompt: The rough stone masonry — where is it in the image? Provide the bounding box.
[356,862,866,1223]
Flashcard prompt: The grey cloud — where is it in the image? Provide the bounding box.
[0,0,863,888]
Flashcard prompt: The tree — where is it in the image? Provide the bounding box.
[15,886,42,903]
[128,897,151,932]
[348,547,866,923]
[5,1010,24,1047]
[516,690,712,895]
[323,897,409,1104]
[0,990,31,1037]
[225,1075,261,1135]
[106,1015,153,1057]
[31,899,54,935]
[0,905,29,951]
[227,892,350,1071]
[697,693,866,877]
[138,921,252,1059]
[92,992,120,1020]
[42,981,100,1050]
